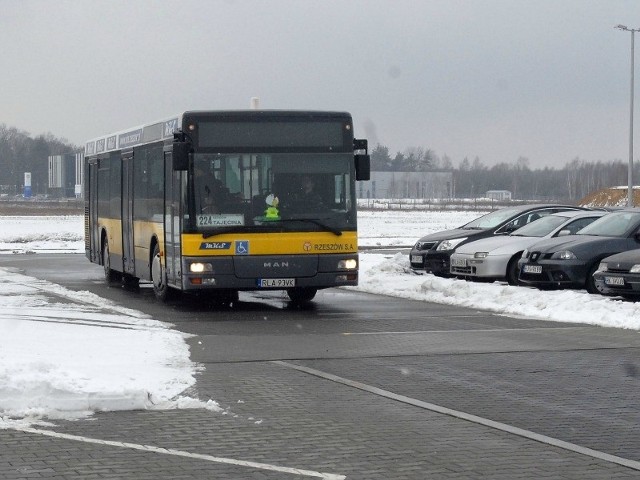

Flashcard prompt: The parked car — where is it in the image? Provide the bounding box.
[409,204,586,276]
[450,210,605,285]
[518,209,640,293]
[592,249,640,300]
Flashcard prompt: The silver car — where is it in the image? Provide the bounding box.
[449,210,605,285]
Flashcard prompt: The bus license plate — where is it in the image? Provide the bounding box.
[258,278,295,288]
[604,276,625,286]
[523,264,542,274]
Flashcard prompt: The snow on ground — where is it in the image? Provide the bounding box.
[0,209,639,427]
[0,216,84,254]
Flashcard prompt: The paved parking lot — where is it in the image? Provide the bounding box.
[2,254,640,479]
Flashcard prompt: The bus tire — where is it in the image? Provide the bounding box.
[122,273,140,290]
[102,238,121,285]
[151,243,175,301]
[287,287,317,305]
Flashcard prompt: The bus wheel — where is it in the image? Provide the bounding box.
[102,239,121,285]
[201,289,238,307]
[287,287,317,305]
[221,289,239,306]
[151,244,174,301]
[122,273,139,290]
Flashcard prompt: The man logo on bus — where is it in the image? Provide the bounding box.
[303,242,312,252]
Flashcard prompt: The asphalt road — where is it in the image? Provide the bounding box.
[2,253,640,479]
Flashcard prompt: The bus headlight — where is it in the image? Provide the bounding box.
[338,259,358,270]
[190,262,213,273]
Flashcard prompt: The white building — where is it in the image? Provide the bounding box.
[48,152,84,198]
[358,171,454,199]
[485,190,512,201]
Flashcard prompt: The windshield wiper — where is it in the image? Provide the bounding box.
[201,218,343,238]
[201,226,259,238]
[279,217,343,236]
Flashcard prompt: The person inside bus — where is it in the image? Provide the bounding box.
[302,175,324,205]
[285,174,324,212]
[195,164,238,213]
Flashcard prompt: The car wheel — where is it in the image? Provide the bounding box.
[506,255,522,286]
[585,263,600,294]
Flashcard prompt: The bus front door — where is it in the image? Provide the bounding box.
[122,153,135,276]
[163,150,182,288]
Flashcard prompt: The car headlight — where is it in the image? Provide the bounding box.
[597,262,608,272]
[474,252,488,259]
[551,250,577,260]
[436,237,468,251]
[630,264,640,273]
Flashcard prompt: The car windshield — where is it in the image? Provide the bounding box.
[510,214,568,237]
[577,211,640,237]
[462,207,530,229]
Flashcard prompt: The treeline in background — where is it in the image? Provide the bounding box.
[371,144,639,202]
[0,123,636,202]
[0,124,79,195]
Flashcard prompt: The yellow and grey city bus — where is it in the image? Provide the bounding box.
[84,110,370,304]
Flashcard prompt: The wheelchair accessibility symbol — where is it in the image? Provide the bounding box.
[235,240,249,255]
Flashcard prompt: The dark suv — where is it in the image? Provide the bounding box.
[409,204,585,276]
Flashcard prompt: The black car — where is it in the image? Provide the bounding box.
[409,204,585,276]
[592,248,640,299]
[518,209,640,293]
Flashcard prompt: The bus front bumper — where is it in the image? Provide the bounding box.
[179,254,359,291]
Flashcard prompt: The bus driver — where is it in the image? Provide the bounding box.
[195,164,236,213]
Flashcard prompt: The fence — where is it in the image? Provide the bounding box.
[357,198,535,211]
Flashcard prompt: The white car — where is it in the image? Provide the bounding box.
[449,210,606,285]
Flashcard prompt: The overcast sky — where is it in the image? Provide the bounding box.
[1,0,640,168]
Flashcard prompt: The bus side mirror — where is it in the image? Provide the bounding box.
[353,138,370,181]
[172,142,190,170]
[355,154,370,181]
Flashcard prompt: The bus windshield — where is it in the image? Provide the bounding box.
[191,153,355,232]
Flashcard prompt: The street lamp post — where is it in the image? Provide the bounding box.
[615,24,640,207]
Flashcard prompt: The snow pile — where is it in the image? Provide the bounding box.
[355,253,640,330]
[0,268,220,426]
